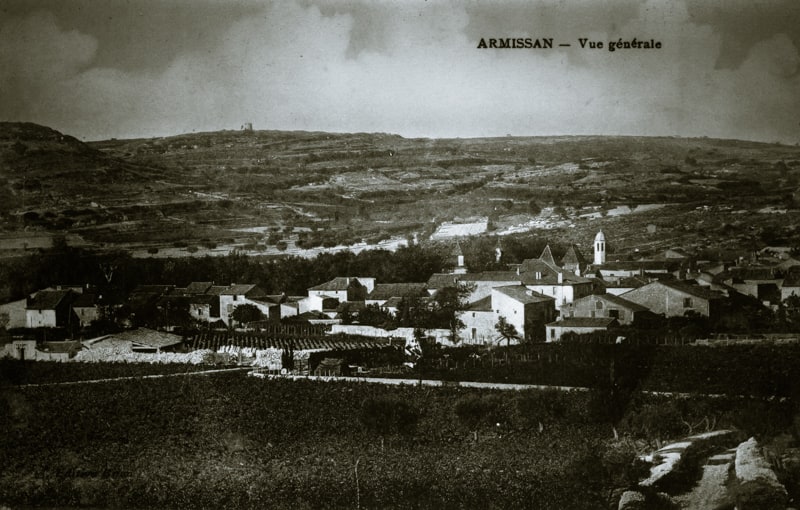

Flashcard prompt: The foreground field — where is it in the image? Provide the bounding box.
[0,370,644,509]
[4,363,800,509]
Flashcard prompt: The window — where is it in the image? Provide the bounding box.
[683,297,693,308]
[472,312,475,317]
[609,309,619,319]
[595,301,603,310]
[471,328,476,340]
[233,295,239,301]
[535,271,542,279]
[550,329,555,339]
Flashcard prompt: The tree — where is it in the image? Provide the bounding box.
[528,199,541,215]
[429,284,472,339]
[495,316,519,348]
[357,304,396,329]
[231,303,264,326]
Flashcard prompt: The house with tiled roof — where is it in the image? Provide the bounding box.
[460,271,525,301]
[426,273,466,295]
[546,317,620,342]
[516,258,594,310]
[621,280,727,318]
[457,285,555,345]
[187,294,220,322]
[219,284,270,325]
[591,259,685,281]
[366,283,428,308]
[459,295,494,345]
[71,292,100,328]
[308,277,375,302]
[26,290,75,328]
[562,293,652,326]
[602,275,649,296]
[714,266,783,305]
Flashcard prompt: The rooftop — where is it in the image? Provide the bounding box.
[367,283,428,300]
[465,295,493,311]
[573,293,649,312]
[185,282,214,294]
[494,285,554,304]
[222,284,264,296]
[309,277,365,292]
[26,290,71,310]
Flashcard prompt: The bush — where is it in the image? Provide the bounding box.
[359,397,419,446]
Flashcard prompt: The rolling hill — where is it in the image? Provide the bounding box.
[2,122,800,259]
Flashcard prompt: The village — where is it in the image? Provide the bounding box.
[3,227,799,375]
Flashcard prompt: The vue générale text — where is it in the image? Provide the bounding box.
[476,38,662,51]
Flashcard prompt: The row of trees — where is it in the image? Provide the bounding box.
[0,241,445,302]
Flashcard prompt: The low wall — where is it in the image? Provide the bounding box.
[74,348,216,365]
[328,325,453,345]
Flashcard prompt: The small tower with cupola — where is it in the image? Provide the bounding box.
[594,230,606,265]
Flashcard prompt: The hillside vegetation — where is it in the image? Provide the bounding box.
[2,122,799,258]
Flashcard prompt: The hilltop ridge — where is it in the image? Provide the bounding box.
[1,122,799,261]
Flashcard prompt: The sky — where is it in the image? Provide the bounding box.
[0,0,798,143]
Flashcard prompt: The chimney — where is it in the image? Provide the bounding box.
[557,272,563,284]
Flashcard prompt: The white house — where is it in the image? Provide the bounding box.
[457,285,555,345]
[219,284,269,325]
[308,277,375,302]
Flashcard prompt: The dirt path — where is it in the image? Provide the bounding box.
[674,449,735,510]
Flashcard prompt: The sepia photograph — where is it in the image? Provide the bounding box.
[1,0,800,508]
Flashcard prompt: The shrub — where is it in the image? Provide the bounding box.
[359,397,419,448]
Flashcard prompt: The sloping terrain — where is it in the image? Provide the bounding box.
[2,122,800,258]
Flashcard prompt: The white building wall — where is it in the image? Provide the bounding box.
[73,306,99,327]
[26,309,57,328]
[189,303,211,322]
[525,284,571,309]
[280,303,299,318]
[299,294,326,313]
[458,310,496,345]
[491,290,526,338]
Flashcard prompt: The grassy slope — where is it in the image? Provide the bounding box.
[3,122,800,255]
